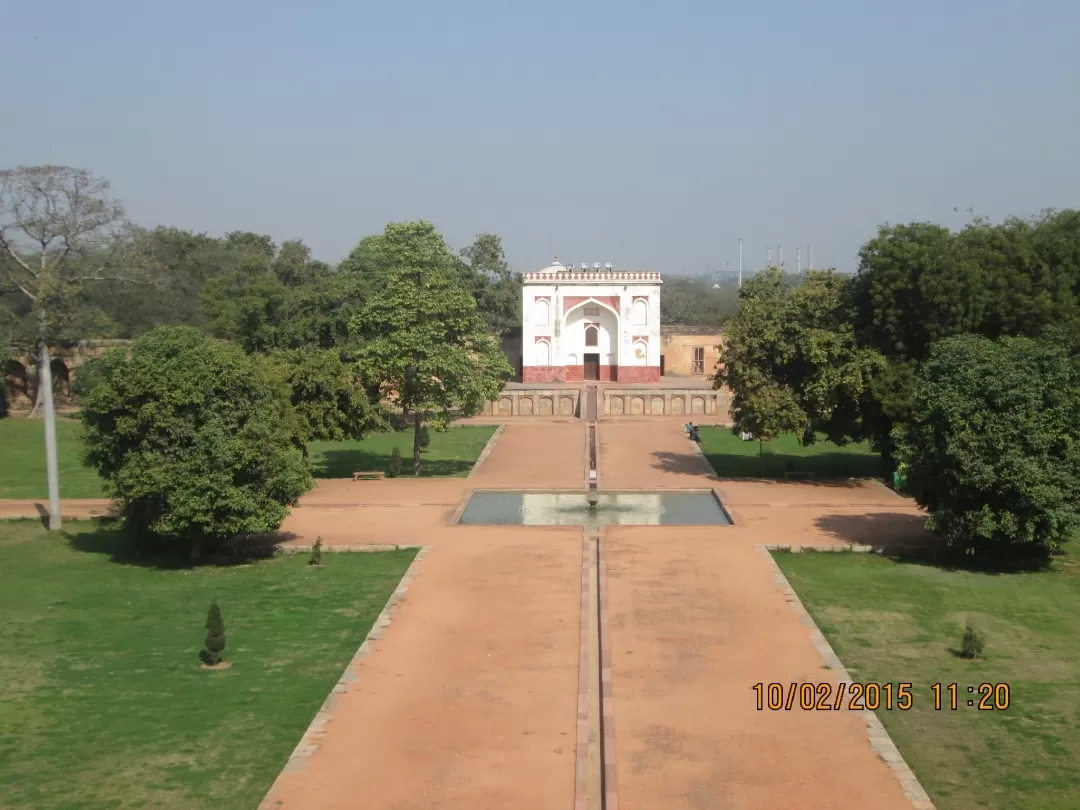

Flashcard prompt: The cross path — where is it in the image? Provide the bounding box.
[258,422,932,810]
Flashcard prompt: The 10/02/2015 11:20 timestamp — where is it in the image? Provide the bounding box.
[752,682,1011,711]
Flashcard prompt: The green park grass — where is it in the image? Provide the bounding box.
[775,548,1080,810]
[0,418,498,499]
[0,520,417,810]
[0,417,107,498]
[307,424,497,478]
[698,426,881,479]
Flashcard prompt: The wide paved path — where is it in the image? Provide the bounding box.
[0,422,929,810]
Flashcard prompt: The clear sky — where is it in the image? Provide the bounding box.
[3,1,1078,274]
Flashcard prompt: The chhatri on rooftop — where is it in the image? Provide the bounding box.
[522,258,662,284]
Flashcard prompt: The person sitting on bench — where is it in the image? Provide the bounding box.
[687,422,700,442]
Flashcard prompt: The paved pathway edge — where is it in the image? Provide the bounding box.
[468,423,505,478]
[258,545,431,810]
[754,544,937,810]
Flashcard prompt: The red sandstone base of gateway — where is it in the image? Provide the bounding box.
[523,365,661,383]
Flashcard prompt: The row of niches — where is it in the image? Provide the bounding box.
[605,394,717,416]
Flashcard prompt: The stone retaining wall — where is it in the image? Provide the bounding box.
[481,388,580,418]
[603,388,730,419]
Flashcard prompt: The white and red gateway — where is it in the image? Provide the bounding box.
[521,259,662,384]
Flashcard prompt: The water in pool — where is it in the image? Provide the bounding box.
[457,490,731,528]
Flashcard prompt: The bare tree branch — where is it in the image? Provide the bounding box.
[0,165,139,313]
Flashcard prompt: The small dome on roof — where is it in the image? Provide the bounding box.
[538,257,565,274]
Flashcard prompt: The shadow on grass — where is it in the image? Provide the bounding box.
[65,519,297,570]
[813,512,1057,574]
[314,449,474,478]
[703,450,882,479]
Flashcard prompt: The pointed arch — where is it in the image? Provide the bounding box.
[564,296,620,320]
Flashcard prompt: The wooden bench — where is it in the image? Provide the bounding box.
[352,471,386,480]
[784,471,815,480]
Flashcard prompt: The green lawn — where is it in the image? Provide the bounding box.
[307,424,497,478]
[0,418,498,499]
[698,427,881,478]
[775,548,1080,810]
[0,417,106,498]
[0,520,416,810]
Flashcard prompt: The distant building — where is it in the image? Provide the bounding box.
[520,259,662,383]
[659,326,724,378]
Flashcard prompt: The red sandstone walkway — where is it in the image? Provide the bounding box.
[1,421,933,809]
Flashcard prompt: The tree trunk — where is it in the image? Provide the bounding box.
[191,533,203,561]
[759,439,764,478]
[413,411,422,477]
[28,360,45,418]
[37,319,62,531]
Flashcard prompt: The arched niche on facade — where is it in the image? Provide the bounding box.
[531,297,550,325]
[535,339,551,365]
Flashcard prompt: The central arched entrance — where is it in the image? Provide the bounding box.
[565,299,619,381]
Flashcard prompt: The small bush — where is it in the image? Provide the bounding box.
[201,600,227,666]
[960,620,985,659]
[388,447,402,478]
[419,424,430,449]
[309,537,323,566]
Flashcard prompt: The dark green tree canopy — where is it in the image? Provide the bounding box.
[902,335,1080,556]
[79,326,313,557]
[267,348,384,441]
[716,267,881,444]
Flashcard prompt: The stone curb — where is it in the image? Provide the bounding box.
[596,532,619,810]
[687,432,721,480]
[257,545,430,810]
[278,544,423,554]
[760,543,927,555]
[755,544,937,810]
[468,424,505,478]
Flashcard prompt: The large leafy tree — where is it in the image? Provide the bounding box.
[353,222,512,475]
[80,327,313,559]
[715,267,881,471]
[902,335,1080,558]
[850,212,1080,471]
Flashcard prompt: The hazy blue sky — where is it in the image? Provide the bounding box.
[4,1,1078,274]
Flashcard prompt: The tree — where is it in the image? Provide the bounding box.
[459,234,521,333]
[201,601,227,666]
[715,267,881,473]
[353,222,512,475]
[661,276,739,326]
[902,335,1080,558]
[0,308,14,417]
[267,348,383,441]
[79,326,313,559]
[341,225,522,335]
[0,165,157,529]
